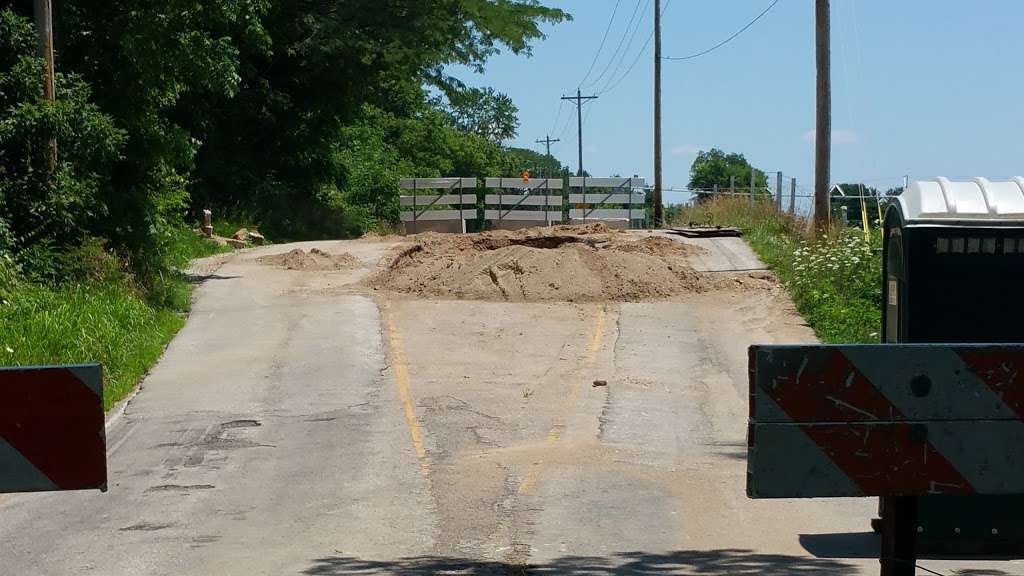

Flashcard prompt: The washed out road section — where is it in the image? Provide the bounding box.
[0,230,1017,575]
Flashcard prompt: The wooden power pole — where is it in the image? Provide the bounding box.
[561,89,598,177]
[535,135,560,157]
[653,0,664,227]
[813,0,831,234]
[34,0,57,172]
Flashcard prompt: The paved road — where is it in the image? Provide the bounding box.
[1,234,1018,575]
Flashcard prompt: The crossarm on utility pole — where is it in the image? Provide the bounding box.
[561,90,598,177]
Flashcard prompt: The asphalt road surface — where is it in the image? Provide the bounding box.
[1,233,1018,575]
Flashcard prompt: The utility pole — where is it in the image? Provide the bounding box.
[34,0,57,173]
[813,0,831,235]
[535,135,561,157]
[561,89,598,177]
[653,0,663,227]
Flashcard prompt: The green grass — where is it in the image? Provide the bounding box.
[0,228,229,410]
[0,282,186,410]
[167,227,234,265]
[212,215,262,240]
[672,197,882,344]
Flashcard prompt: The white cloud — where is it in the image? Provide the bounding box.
[670,144,703,156]
[802,129,862,144]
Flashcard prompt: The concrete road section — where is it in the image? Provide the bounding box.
[1,231,1019,575]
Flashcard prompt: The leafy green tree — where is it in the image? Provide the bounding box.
[688,148,767,199]
[2,0,570,270]
[335,103,505,229]
[189,0,567,238]
[445,87,519,144]
[832,183,882,226]
[501,147,571,178]
[47,0,265,276]
[0,9,124,275]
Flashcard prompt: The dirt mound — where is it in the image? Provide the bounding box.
[369,226,727,302]
[257,248,360,271]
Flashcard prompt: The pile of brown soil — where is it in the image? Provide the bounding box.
[257,248,360,271]
[369,225,725,302]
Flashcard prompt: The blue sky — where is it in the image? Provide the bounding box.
[450,1,1024,205]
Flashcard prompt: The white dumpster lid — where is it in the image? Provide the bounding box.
[898,177,1024,224]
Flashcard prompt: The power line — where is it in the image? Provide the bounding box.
[598,0,672,96]
[583,0,648,91]
[662,0,780,61]
[595,0,652,93]
[555,103,576,140]
[581,101,596,128]
[578,0,623,89]
[548,99,567,136]
[600,28,653,95]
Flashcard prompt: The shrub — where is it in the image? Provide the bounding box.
[0,8,125,263]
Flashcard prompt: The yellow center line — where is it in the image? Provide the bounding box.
[381,301,430,477]
[520,305,607,494]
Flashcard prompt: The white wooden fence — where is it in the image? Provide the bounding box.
[399,178,476,232]
[568,177,646,223]
[484,178,563,224]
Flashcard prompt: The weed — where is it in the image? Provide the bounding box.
[0,281,184,410]
[0,229,226,409]
[672,197,882,343]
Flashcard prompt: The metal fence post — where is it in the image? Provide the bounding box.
[776,172,783,211]
[789,178,797,214]
[749,170,756,204]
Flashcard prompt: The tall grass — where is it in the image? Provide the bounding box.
[0,283,185,410]
[672,197,882,344]
[0,228,228,409]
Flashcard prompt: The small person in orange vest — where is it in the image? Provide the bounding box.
[521,169,530,183]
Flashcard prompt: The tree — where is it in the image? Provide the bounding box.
[187,0,568,238]
[501,147,570,178]
[688,148,767,199]
[831,183,879,224]
[1,0,572,273]
[0,8,124,274]
[445,87,519,144]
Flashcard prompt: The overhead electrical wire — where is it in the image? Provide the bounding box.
[548,99,567,137]
[578,0,623,89]
[582,0,647,91]
[662,0,780,61]
[555,104,576,140]
[593,0,652,93]
[599,0,672,96]
[599,28,653,95]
